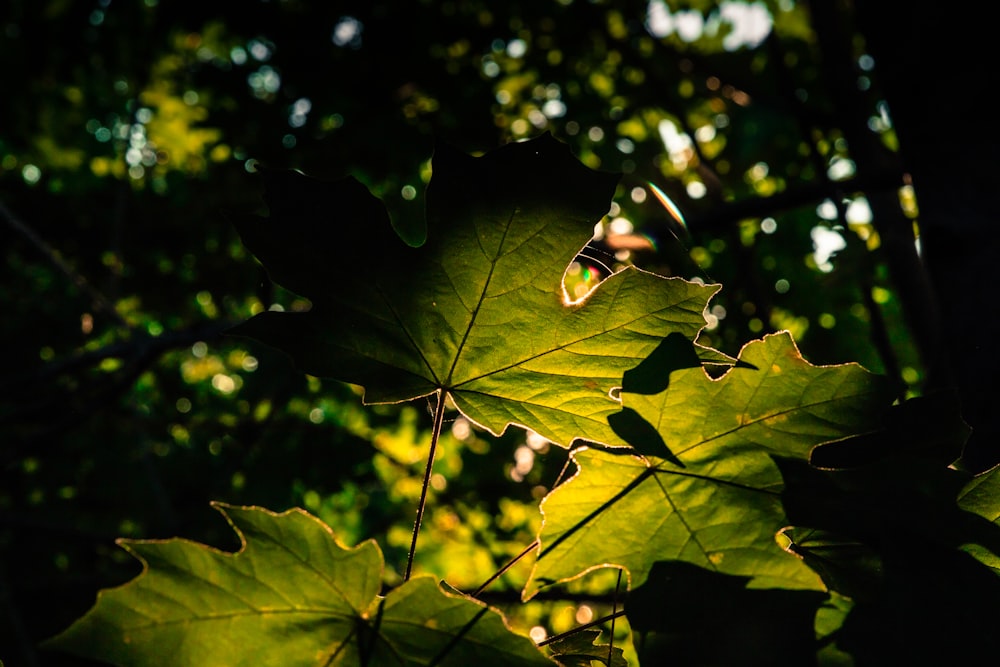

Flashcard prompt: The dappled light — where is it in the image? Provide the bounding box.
[646,0,773,50]
[332,16,363,49]
[811,225,847,272]
[562,259,605,304]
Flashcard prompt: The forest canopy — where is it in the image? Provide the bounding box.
[3,1,999,665]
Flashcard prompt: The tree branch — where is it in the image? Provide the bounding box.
[0,199,131,330]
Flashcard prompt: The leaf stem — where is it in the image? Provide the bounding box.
[469,540,539,598]
[404,389,447,581]
[536,609,627,647]
[608,569,622,664]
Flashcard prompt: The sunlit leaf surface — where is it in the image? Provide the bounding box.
[230,134,727,448]
[525,332,894,598]
[46,504,553,666]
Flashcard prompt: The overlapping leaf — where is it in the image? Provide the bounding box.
[46,504,553,666]
[952,465,1000,572]
[545,629,627,667]
[525,332,894,598]
[958,465,1000,525]
[626,561,831,665]
[230,134,727,447]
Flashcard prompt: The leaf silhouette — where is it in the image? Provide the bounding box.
[45,504,553,666]
[545,629,627,667]
[626,560,829,665]
[524,332,894,598]
[776,456,1000,662]
[230,134,727,447]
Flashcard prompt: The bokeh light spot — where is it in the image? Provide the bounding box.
[332,16,363,48]
[212,374,237,394]
[22,164,41,184]
[506,38,527,58]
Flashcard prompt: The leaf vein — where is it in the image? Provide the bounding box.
[446,207,518,383]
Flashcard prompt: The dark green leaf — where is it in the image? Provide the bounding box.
[810,389,969,469]
[958,464,1000,572]
[545,629,627,667]
[627,561,829,666]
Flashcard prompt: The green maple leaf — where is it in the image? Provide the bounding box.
[230,134,726,447]
[524,332,894,598]
[45,504,553,666]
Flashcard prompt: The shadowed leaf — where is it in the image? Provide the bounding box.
[776,443,1000,661]
[958,464,1000,572]
[627,561,829,665]
[546,629,627,667]
[810,389,969,469]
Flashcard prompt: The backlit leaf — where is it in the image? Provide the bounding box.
[46,504,552,666]
[230,134,728,448]
[525,332,893,598]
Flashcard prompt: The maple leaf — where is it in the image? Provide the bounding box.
[626,561,830,665]
[524,332,894,598]
[230,134,726,447]
[45,504,554,666]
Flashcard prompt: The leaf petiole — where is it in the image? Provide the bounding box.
[536,609,627,648]
[469,540,540,598]
[404,388,447,581]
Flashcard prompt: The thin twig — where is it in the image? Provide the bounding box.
[475,589,625,605]
[467,441,586,597]
[1,319,234,391]
[427,606,489,666]
[3,320,236,465]
[404,389,446,581]
[536,609,627,648]
[469,540,539,598]
[0,199,131,330]
[608,569,623,665]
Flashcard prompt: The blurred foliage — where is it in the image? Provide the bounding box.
[1,1,932,665]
